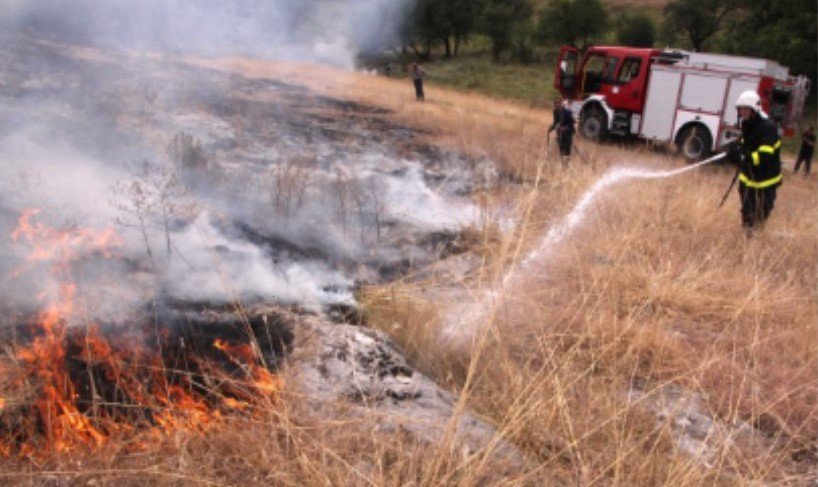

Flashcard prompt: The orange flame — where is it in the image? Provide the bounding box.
[213,338,284,397]
[9,210,120,453]
[2,210,281,457]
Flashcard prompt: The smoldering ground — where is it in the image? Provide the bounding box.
[0,25,496,319]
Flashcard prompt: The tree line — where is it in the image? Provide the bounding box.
[400,0,816,83]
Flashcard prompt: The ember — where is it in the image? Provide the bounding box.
[0,211,291,456]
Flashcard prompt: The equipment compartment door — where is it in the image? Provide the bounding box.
[680,73,727,114]
[640,67,682,141]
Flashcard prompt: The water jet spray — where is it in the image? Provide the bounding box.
[507,151,726,285]
[445,151,726,341]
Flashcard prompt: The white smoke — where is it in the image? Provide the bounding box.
[0,0,412,68]
[0,0,499,317]
[165,212,354,310]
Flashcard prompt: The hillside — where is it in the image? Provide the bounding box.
[0,31,815,485]
[537,0,670,8]
[603,0,670,7]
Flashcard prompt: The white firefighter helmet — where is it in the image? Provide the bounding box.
[735,90,767,118]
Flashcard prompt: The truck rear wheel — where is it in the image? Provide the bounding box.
[580,107,608,142]
[676,125,712,161]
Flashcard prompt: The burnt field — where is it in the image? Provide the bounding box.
[0,32,497,313]
[0,32,510,468]
[0,30,816,486]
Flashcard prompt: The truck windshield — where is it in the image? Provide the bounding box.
[582,54,618,94]
[617,58,642,83]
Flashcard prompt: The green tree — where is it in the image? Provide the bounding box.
[480,0,533,61]
[615,12,656,47]
[403,0,484,59]
[538,0,609,50]
[663,0,738,51]
[512,17,539,64]
[404,0,446,60]
[448,0,485,56]
[720,0,816,88]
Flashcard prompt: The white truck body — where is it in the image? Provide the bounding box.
[556,45,811,159]
[640,62,760,149]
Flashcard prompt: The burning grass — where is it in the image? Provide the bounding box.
[0,45,815,485]
[0,210,289,459]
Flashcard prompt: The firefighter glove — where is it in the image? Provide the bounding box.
[725,141,744,166]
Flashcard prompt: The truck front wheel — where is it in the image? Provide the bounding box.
[676,125,712,161]
[580,107,608,142]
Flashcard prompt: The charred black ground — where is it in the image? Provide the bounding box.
[0,31,495,313]
[0,32,500,454]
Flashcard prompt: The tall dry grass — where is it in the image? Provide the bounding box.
[2,56,815,485]
[228,61,816,484]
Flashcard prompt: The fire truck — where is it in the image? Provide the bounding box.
[554,45,811,160]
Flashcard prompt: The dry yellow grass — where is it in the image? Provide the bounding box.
[2,55,816,485]
[213,60,815,484]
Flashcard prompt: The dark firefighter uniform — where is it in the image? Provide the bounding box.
[729,94,782,229]
[557,101,575,159]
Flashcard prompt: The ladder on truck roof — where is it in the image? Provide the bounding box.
[658,50,790,80]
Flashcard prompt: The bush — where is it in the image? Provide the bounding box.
[538,0,608,50]
[615,13,656,48]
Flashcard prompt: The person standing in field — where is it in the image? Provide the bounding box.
[793,125,814,176]
[409,63,427,101]
[557,99,575,167]
[547,96,562,145]
[728,90,782,232]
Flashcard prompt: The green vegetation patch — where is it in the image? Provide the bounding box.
[423,55,559,107]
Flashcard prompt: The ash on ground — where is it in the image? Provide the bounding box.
[0,32,498,315]
[0,33,521,467]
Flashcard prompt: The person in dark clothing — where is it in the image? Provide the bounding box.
[409,63,427,101]
[727,90,782,232]
[557,100,575,167]
[794,125,814,175]
[547,97,562,140]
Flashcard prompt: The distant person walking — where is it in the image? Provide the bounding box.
[409,63,427,101]
[794,125,814,175]
[557,100,575,167]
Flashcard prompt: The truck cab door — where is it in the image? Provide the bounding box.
[578,51,619,99]
[554,46,579,99]
[610,56,647,112]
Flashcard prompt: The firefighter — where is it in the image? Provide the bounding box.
[547,97,562,142]
[794,125,814,175]
[727,90,782,231]
[557,99,575,167]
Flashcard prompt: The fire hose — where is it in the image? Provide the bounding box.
[718,165,740,208]
[571,142,593,167]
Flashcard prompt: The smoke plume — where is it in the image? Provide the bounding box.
[0,1,496,318]
[0,0,412,68]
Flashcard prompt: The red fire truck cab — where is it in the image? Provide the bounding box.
[554,45,811,160]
